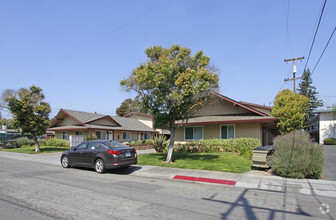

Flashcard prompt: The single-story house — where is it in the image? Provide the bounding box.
[174,92,278,146]
[308,108,336,144]
[47,109,157,142]
[123,112,171,137]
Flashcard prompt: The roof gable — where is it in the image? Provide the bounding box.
[49,109,86,129]
[189,92,268,118]
[48,109,156,132]
[86,116,120,127]
[211,92,268,117]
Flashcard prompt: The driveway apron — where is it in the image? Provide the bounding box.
[323,145,336,181]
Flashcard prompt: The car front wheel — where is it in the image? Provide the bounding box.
[61,156,70,168]
[95,159,105,173]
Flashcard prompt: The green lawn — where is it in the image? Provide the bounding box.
[138,152,252,173]
[1,146,69,154]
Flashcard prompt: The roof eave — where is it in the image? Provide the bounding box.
[176,117,277,126]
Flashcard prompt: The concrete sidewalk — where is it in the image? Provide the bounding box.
[1,150,335,198]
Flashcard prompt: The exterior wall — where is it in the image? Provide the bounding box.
[246,106,271,116]
[204,124,221,139]
[55,130,89,140]
[89,118,118,126]
[235,123,262,140]
[113,131,152,142]
[175,123,263,142]
[57,117,81,126]
[319,112,336,144]
[191,99,251,117]
[126,114,153,128]
[54,129,153,142]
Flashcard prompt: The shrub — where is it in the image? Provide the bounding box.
[21,144,34,148]
[145,139,152,145]
[152,134,169,152]
[38,139,46,146]
[129,141,136,146]
[84,134,98,141]
[46,138,69,147]
[324,137,336,145]
[16,137,34,147]
[271,130,325,179]
[172,138,261,159]
[135,139,143,145]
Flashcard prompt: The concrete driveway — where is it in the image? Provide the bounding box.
[323,145,336,181]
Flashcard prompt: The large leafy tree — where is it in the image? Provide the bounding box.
[116,97,147,116]
[298,68,323,122]
[3,86,51,152]
[0,118,14,129]
[271,89,309,133]
[121,45,219,162]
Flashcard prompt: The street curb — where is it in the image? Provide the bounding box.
[173,175,236,185]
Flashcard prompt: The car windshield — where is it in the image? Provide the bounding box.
[102,141,129,149]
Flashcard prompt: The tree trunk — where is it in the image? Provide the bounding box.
[33,136,40,152]
[165,129,175,163]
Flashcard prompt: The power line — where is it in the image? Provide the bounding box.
[283,0,292,58]
[303,0,327,71]
[311,27,336,76]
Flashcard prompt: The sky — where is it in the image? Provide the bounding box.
[1,0,335,118]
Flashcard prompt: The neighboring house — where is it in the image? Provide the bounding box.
[174,92,278,146]
[123,112,171,137]
[308,109,336,144]
[0,127,21,142]
[47,109,157,142]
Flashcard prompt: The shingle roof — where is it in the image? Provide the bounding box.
[49,109,156,132]
[176,115,276,125]
[63,109,107,123]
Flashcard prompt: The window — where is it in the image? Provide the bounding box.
[144,133,150,140]
[75,131,84,136]
[185,127,203,140]
[75,143,87,150]
[122,132,131,140]
[96,131,106,140]
[62,131,68,140]
[221,125,235,139]
[87,142,98,150]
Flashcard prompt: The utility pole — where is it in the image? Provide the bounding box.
[284,56,305,93]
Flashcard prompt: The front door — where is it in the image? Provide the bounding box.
[109,131,113,141]
[138,132,141,140]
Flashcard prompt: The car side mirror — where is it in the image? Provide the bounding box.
[71,147,75,151]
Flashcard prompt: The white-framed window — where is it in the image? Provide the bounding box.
[96,131,106,140]
[122,132,131,140]
[221,125,235,139]
[75,131,84,136]
[144,133,150,140]
[62,131,68,140]
[185,126,203,140]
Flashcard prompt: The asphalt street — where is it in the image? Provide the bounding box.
[323,145,336,181]
[0,156,335,219]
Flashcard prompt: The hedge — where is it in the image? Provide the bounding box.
[46,138,69,147]
[324,137,336,145]
[16,137,46,147]
[169,138,261,159]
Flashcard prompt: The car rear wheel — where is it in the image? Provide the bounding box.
[61,156,70,168]
[95,159,105,173]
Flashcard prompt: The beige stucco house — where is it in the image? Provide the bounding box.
[308,108,336,144]
[123,112,170,136]
[47,109,157,142]
[174,92,278,146]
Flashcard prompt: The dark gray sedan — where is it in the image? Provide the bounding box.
[61,140,137,173]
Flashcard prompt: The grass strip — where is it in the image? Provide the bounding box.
[138,152,252,173]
